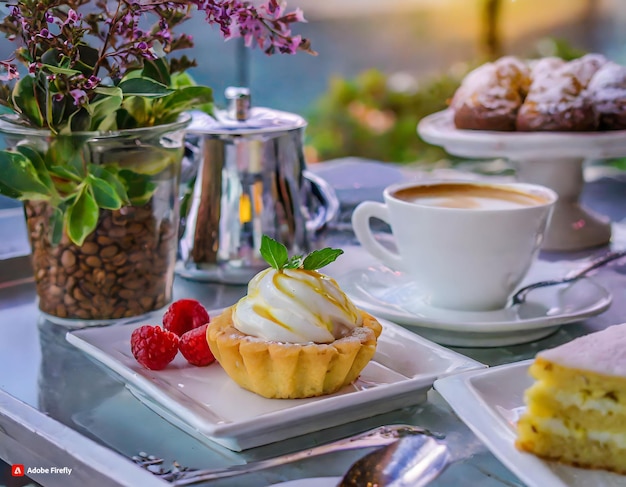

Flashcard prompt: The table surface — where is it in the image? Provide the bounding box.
[2,166,626,487]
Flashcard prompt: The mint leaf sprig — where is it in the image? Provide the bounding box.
[260,235,343,271]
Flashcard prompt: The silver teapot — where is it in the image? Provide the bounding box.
[177,88,339,284]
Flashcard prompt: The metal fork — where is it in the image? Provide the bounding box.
[132,424,443,485]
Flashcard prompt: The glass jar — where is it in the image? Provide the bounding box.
[0,114,190,325]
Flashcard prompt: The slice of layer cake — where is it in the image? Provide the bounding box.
[516,323,626,474]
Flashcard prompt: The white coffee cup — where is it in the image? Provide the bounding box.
[352,180,557,311]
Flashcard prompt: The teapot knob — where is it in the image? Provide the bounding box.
[225,86,251,121]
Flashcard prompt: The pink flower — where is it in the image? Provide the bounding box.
[0,61,19,81]
[65,9,81,25]
[37,28,53,39]
[84,75,100,89]
[69,89,88,106]
[280,8,306,24]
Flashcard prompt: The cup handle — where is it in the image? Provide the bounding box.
[352,201,403,270]
[303,170,340,233]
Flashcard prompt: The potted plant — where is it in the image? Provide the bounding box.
[0,0,310,324]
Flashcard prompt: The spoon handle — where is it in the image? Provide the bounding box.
[511,250,626,305]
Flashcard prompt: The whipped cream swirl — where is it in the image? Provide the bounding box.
[232,268,363,344]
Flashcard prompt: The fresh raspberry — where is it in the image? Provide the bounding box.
[131,325,179,370]
[179,324,215,367]
[162,299,210,337]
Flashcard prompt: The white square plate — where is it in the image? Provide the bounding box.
[434,361,626,487]
[67,316,484,451]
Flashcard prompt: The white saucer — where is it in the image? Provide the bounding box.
[336,260,612,347]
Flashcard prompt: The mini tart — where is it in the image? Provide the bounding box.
[206,306,383,399]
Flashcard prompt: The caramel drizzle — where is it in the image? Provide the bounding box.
[249,269,358,333]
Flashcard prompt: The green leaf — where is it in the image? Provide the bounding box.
[158,86,213,115]
[0,180,21,199]
[68,107,92,132]
[87,92,123,127]
[76,44,99,74]
[142,57,171,86]
[49,206,64,246]
[87,174,122,210]
[96,111,118,131]
[118,169,157,206]
[94,86,124,98]
[66,186,99,246]
[302,248,344,271]
[259,235,289,270]
[41,49,60,67]
[171,71,197,89]
[118,77,174,98]
[88,165,129,204]
[50,91,67,126]
[49,165,83,182]
[12,76,44,127]
[43,64,81,76]
[0,150,52,200]
[15,144,56,193]
[47,136,87,177]
[121,96,148,126]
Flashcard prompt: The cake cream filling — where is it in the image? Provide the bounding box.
[552,390,625,414]
[535,417,626,449]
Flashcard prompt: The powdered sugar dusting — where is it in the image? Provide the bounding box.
[539,323,626,376]
[589,61,626,114]
[451,56,529,114]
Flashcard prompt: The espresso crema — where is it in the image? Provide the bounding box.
[393,183,549,210]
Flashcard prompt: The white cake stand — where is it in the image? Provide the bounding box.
[418,109,626,252]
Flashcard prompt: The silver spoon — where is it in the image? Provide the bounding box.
[339,434,449,487]
[132,424,441,485]
[511,250,626,305]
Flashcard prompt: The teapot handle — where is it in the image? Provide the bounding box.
[303,170,340,234]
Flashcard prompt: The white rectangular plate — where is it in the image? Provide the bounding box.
[434,361,626,487]
[67,316,484,451]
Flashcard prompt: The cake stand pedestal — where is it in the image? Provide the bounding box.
[418,110,626,252]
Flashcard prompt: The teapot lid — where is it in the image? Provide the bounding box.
[187,86,306,136]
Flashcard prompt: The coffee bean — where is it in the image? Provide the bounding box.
[48,285,63,298]
[118,289,135,300]
[112,307,126,319]
[93,268,106,285]
[139,296,154,310]
[72,286,87,301]
[100,245,119,259]
[127,222,144,235]
[108,227,127,238]
[110,252,127,266]
[74,309,90,319]
[81,242,99,255]
[128,252,145,264]
[85,255,102,268]
[55,304,68,318]
[80,280,98,296]
[97,235,114,246]
[61,250,76,268]
[122,278,146,290]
